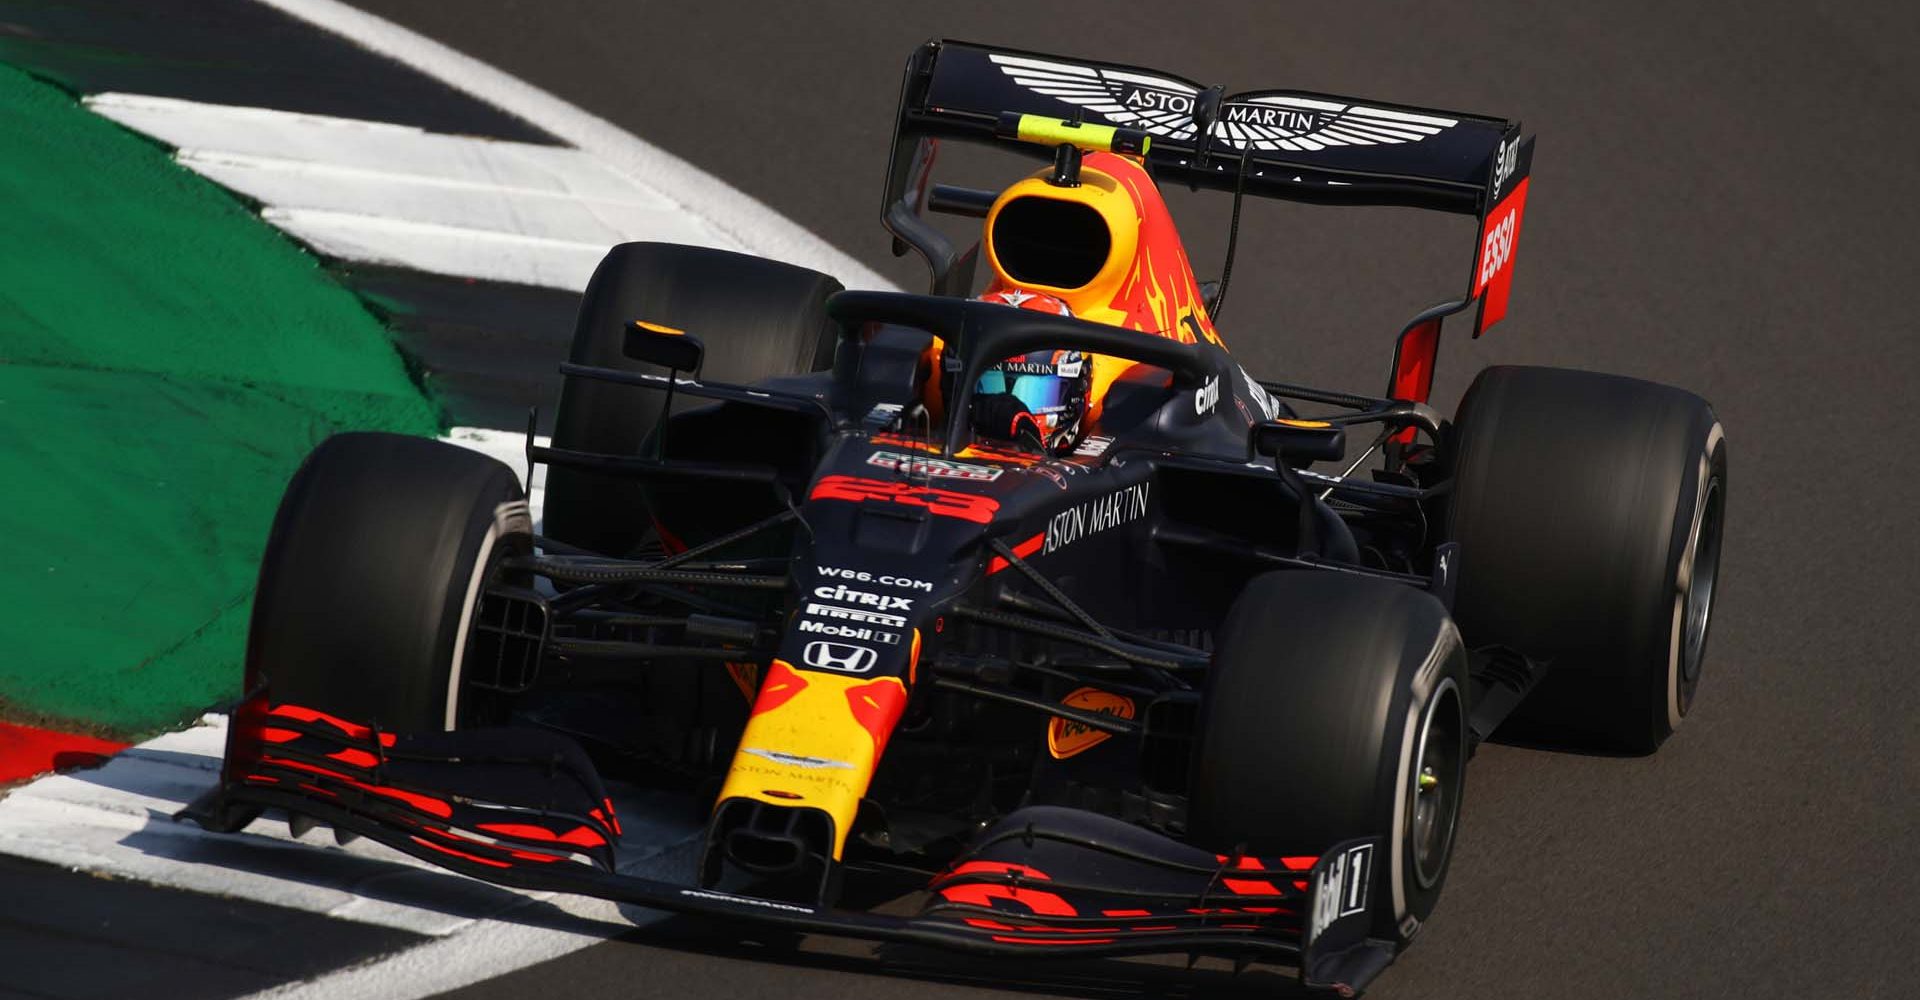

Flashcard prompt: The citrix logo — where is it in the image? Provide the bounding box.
[812,584,912,612]
[1194,374,1220,416]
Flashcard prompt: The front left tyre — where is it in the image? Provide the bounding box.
[241,432,528,732]
[1188,571,1471,947]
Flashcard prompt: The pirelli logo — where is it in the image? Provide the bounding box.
[803,602,906,629]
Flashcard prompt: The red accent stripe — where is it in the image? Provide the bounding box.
[809,475,1000,523]
[749,660,809,717]
[419,826,568,868]
[0,722,127,784]
[986,532,1046,575]
[652,517,688,556]
[475,822,607,849]
[410,835,511,869]
[844,677,908,759]
[327,748,380,769]
[1221,877,1282,896]
[944,860,1051,881]
[989,935,1115,946]
[267,704,397,747]
[258,755,454,818]
[1388,316,1443,445]
[1101,908,1151,917]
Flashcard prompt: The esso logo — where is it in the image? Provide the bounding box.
[1478,213,1516,288]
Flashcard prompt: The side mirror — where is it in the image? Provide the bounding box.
[623,320,704,372]
[1250,419,1346,463]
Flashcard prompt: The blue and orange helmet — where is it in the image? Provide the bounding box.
[972,290,1091,452]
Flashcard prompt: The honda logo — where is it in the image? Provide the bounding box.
[802,641,877,674]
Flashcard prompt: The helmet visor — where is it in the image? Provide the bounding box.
[976,371,1073,415]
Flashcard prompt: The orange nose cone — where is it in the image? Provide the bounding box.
[715,660,908,859]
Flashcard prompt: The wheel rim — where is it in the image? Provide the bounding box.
[1680,476,1724,689]
[1409,679,1464,890]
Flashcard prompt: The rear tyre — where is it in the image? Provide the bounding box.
[1190,572,1470,946]
[1447,366,1727,754]
[244,432,527,732]
[542,242,842,556]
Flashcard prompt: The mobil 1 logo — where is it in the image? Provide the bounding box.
[796,618,900,645]
[1307,842,1375,945]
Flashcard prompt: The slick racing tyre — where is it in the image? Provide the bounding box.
[1190,572,1471,947]
[1447,366,1727,754]
[245,432,528,733]
[543,242,842,557]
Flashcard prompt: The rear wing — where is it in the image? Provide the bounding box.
[882,39,1535,335]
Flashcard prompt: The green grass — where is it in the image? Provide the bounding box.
[0,62,440,736]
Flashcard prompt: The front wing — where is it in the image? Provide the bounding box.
[184,703,1395,994]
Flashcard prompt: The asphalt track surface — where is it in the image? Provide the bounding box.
[10,1,1912,997]
[326,2,1920,998]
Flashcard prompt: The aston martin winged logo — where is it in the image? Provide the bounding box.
[988,53,1199,141]
[1208,94,1459,152]
[988,52,1458,153]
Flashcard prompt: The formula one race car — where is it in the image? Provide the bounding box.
[187,40,1727,996]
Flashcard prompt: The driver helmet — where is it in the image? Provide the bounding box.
[972,290,1091,452]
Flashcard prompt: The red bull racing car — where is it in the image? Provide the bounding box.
[187,40,1728,996]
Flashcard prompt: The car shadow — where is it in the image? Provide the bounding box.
[604,906,1314,999]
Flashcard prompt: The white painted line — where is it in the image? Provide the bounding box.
[87,94,657,204]
[265,206,621,290]
[239,908,634,1000]
[84,94,737,290]
[180,149,712,245]
[442,426,546,525]
[250,0,896,291]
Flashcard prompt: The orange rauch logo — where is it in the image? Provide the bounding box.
[1046,686,1136,759]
